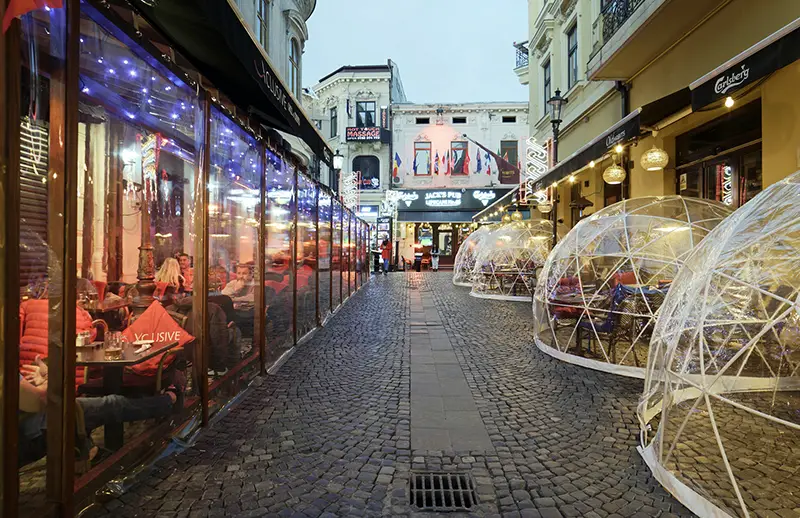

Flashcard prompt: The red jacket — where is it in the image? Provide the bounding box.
[381,243,392,260]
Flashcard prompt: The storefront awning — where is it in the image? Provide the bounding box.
[691,17,800,110]
[533,87,692,189]
[127,0,334,166]
[398,211,480,223]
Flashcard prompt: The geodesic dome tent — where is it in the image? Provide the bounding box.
[470,219,554,301]
[533,196,733,377]
[638,174,800,518]
[453,224,494,287]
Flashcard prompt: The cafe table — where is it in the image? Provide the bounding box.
[76,339,180,450]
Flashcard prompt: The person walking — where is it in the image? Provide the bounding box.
[430,246,441,272]
[380,239,392,275]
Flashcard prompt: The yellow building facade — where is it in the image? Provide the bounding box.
[515,0,800,232]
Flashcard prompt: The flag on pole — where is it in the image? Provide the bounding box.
[485,152,492,176]
[445,151,451,175]
[434,152,440,175]
[449,151,455,174]
[393,152,401,178]
[412,153,418,175]
[3,0,62,32]
[476,151,482,174]
[462,148,470,174]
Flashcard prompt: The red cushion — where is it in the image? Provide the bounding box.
[92,280,107,302]
[122,302,194,378]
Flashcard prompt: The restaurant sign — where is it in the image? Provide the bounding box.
[346,126,391,143]
[396,188,512,212]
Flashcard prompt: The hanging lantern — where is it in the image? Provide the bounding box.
[537,201,553,214]
[502,213,512,223]
[511,211,523,221]
[603,164,626,185]
[640,145,669,171]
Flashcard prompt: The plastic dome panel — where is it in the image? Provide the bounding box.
[453,224,494,287]
[533,196,733,378]
[470,219,555,302]
[637,177,800,518]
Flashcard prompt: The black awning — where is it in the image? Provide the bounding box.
[397,211,481,223]
[128,0,333,166]
[534,110,641,189]
[691,18,800,110]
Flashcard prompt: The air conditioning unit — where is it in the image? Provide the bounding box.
[392,175,404,186]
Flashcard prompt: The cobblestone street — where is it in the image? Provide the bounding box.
[96,273,692,518]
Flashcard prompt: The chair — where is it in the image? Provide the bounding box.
[576,285,626,360]
[421,258,431,271]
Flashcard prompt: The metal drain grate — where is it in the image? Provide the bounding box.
[409,471,477,511]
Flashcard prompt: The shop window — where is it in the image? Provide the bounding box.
[414,142,432,176]
[356,101,376,128]
[318,191,333,317]
[450,141,469,176]
[332,200,343,307]
[296,174,318,339]
[288,38,300,97]
[342,211,351,297]
[567,24,578,89]
[352,155,380,189]
[265,148,295,359]
[330,106,337,138]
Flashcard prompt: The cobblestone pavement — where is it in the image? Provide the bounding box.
[94,273,693,518]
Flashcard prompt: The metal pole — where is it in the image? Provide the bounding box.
[551,121,560,249]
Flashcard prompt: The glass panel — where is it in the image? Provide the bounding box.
[740,150,762,205]
[332,200,342,308]
[264,148,295,364]
[296,174,317,338]
[318,191,332,318]
[207,107,260,405]
[704,160,735,207]
[18,5,71,509]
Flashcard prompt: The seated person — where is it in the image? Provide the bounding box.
[179,253,194,292]
[155,258,186,306]
[18,358,182,467]
[222,263,255,307]
[222,263,255,336]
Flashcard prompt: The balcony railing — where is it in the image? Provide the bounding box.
[514,42,529,69]
[600,0,646,43]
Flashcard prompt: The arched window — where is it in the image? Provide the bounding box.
[288,38,300,97]
[352,156,380,190]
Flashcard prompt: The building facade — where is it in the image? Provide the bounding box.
[391,102,528,267]
[307,62,407,222]
[508,0,800,238]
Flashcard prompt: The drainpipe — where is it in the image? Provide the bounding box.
[616,81,630,199]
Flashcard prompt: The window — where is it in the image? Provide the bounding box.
[356,101,376,128]
[353,156,380,189]
[502,116,516,123]
[257,0,269,51]
[413,142,432,176]
[416,117,430,124]
[330,107,338,138]
[452,117,466,124]
[543,59,551,115]
[500,140,519,168]
[567,25,578,89]
[288,38,300,97]
[450,141,469,176]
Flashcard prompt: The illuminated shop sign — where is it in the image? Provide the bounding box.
[345,126,391,143]
[396,188,511,211]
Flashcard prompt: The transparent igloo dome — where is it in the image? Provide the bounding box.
[453,224,494,287]
[533,196,733,377]
[470,219,555,301]
[638,175,800,518]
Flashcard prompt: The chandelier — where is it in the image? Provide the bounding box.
[640,145,669,171]
[603,164,626,185]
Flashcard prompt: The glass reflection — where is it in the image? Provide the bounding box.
[264,149,295,363]
[332,200,343,309]
[296,174,317,338]
[318,191,332,318]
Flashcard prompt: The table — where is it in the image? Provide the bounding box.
[87,299,130,332]
[76,339,180,450]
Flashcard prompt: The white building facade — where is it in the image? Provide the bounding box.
[307,62,407,221]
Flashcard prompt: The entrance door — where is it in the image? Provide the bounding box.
[437,228,454,264]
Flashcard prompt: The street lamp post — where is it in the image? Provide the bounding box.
[332,149,344,197]
[547,89,568,249]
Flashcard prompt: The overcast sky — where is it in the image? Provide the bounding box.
[303,0,529,104]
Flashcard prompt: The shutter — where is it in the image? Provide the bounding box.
[19,118,49,288]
